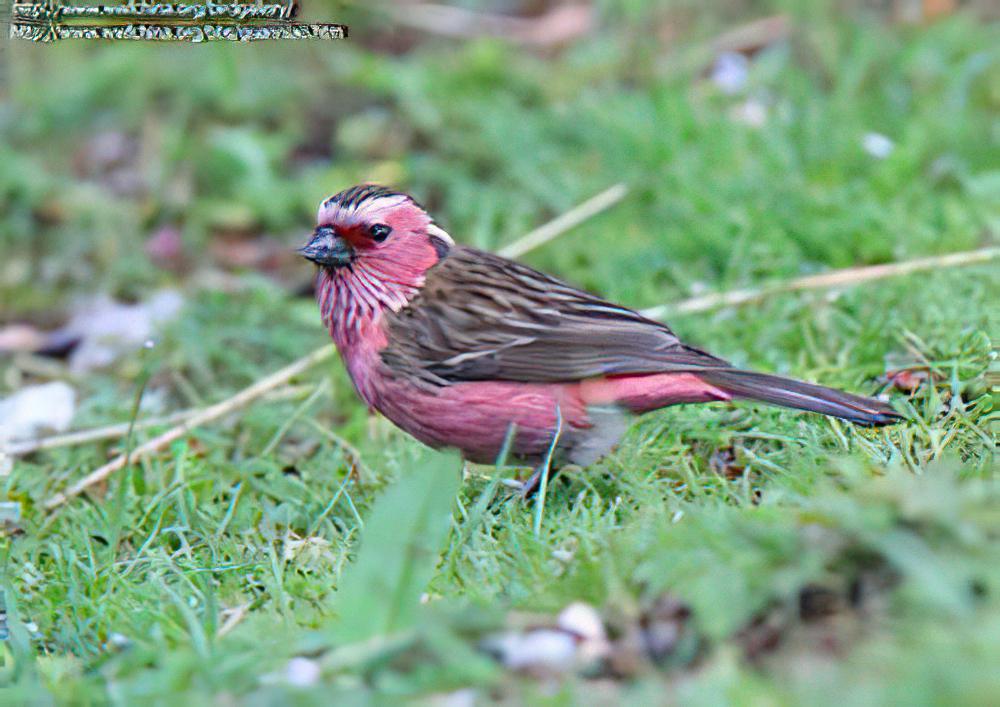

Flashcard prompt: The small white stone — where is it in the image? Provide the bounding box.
[433,688,478,707]
[0,501,21,524]
[551,548,574,563]
[557,602,605,643]
[558,602,610,664]
[285,657,321,687]
[712,51,749,94]
[730,98,768,127]
[0,382,76,440]
[64,290,183,373]
[863,132,895,159]
[495,630,577,673]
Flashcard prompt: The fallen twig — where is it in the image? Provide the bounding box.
[499,184,628,259]
[43,345,335,510]
[8,409,194,458]
[5,385,312,457]
[216,603,250,639]
[640,247,1000,319]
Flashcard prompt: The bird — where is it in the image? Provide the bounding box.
[300,184,902,494]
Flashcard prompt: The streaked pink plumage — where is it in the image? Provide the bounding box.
[301,185,900,482]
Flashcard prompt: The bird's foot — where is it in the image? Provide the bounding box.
[519,466,546,499]
[499,475,539,500]
[502,464,566,500]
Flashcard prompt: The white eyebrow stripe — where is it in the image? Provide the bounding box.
[316,194,410,224]
[361,195,410,215]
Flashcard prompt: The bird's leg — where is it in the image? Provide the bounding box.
[496,406,566,499]
[498,465,558,498]
[519,404,564,500]
[516,463,562,499]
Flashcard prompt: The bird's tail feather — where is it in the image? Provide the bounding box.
[697,369,902,426]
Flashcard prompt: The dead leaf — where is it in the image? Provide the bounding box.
[73,130,145,198]
[893,0,957,23]
[517,4,594,46]
[640,595,692,662]
[63,291,183,373]
[605,594,695,676]
[0,325,47,354]
[391,3,594,48]
[709,446,745,480]
[209,234,297,275]
[884,367,940,392]
[798,583,843,621]
[145,225,187,272]
[738,609,785,662]
[711,14,791,56]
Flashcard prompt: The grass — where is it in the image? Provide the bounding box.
[0,0,998,703]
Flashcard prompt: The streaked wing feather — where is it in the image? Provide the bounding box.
[381,246,729,384]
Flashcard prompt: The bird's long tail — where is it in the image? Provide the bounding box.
[696,369,902,426]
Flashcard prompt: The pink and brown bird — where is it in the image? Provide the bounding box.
[301,184,902,493]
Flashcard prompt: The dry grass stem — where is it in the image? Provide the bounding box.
[6,385,311,457]
[641,247,1000,319]
[43,345,336,510]
[499,184,629,259]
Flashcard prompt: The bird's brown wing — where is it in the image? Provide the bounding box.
[380,246,730,385]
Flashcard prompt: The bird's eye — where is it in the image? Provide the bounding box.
[369,223,392,242]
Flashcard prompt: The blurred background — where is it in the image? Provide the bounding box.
[0,0,998,702]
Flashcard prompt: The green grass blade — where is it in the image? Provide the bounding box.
[331,451,461,642]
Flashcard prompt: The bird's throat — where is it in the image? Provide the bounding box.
[316,262,421,347]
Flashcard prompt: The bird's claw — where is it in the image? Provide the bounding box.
[499,466,545,500]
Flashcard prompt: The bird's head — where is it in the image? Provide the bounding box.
[301,184,451,273]
[302,185,453,339]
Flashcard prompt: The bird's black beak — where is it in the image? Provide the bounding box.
[299,226,354,268]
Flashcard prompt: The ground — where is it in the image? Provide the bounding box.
[0,1,997,703]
